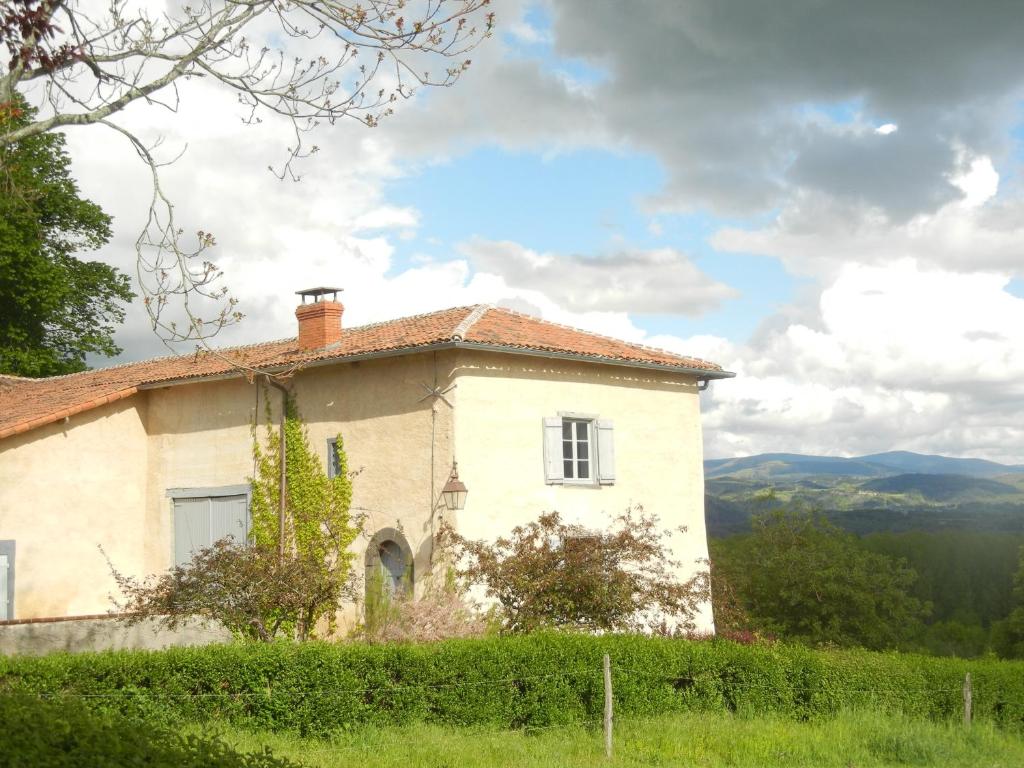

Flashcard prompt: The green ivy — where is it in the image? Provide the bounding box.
[249,390,359,636]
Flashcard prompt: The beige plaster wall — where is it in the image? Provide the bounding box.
[1,346,714,634]
[145,351,457,625]
[449,351,714,632]
[0,399,151,618]
[1,351,456,623]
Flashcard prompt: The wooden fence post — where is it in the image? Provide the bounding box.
[603,653,613,759]
[963,672,972,727]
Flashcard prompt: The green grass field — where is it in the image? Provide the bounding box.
[201,710,1024,768]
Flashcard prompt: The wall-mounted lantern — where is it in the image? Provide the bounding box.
[441,461,468,511]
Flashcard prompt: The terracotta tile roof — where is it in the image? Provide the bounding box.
[0,305,729,441]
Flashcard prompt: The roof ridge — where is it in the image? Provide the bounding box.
[344,304,478,335]
[485,306,721,369]
[450,304,492,340]
[22,337,297,383]
[25,305,482,383]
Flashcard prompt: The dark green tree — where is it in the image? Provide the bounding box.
[711,509,928,649]
[0,99,132,377]
[992,545,1024,658]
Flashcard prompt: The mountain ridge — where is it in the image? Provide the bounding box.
[705,450,1024,480]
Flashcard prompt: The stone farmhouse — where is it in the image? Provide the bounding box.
[0,291,733,631]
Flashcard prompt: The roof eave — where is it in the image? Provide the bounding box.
[136,339,734,391]
[451,341,735,379]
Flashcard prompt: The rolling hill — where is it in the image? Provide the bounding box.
[861,473,1021,502]
[704,450,1024,480]
[704,451,1024,536]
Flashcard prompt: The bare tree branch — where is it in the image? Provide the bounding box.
[1,0,494,346]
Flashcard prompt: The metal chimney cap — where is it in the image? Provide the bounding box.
[296,287,344,303]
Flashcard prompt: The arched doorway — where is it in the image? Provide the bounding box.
[364,528,413,604]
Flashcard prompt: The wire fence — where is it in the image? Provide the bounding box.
[1,663,975,700]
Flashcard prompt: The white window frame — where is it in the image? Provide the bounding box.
[560,414,596,485]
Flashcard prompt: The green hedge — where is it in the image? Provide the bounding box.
[0,695,299,768]
[2,635,1023,736]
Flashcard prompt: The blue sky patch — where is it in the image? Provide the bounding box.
[388,144,797,342]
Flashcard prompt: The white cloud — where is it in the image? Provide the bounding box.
[459,238,737,315]
[951,156,1000,208]
[875,123,899,135]
[711,162,1024,278]
[693,261,1024,463]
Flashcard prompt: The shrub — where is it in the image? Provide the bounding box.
[356,570,489,644]
[109,540,348,642]
[3,635,1024,737]
[441,507,709,633]
[0,694,297,767]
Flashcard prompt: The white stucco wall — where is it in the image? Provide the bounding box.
[449,351,714,632]
[0,399,151,618]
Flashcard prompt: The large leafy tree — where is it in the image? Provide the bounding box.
[0,99,132,376]
[711,509,928,650]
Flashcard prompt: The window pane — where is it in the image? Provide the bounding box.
[563,460,574,478]
[576,421,588,440]
[578,443,589,460]
[563,441,573,459]
[578,461,589,479]
[562,422,572,439]
[330,442,340,478]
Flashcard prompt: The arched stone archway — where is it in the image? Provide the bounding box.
[364,527,414,600]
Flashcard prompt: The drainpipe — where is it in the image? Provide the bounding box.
[264,375,290,566]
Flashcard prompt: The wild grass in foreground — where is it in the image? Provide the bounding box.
[202,710,1024,768]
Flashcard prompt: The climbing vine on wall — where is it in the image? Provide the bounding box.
[250,389,360,636]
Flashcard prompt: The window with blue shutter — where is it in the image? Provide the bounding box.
[168,487,250,566]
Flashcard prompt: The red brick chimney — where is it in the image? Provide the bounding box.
[295,287,344,350]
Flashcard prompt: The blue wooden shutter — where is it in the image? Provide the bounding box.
[0,552,9,620]
[596,419,616,485]
[542,417,565,484]
[0,541,13,620]
[210,495,249,545]
[173,497,210,566]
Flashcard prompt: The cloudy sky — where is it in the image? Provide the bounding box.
[60,0,1024,462]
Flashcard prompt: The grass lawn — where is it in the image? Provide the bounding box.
[200,710,1024,767]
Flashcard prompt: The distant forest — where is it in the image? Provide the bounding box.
[705,451,1024,658]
